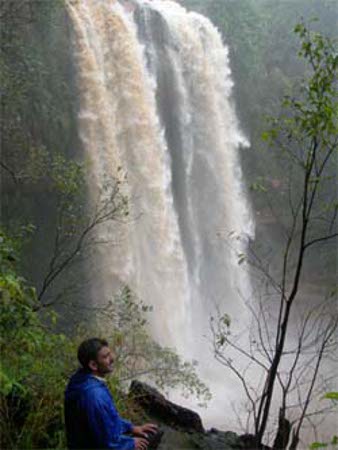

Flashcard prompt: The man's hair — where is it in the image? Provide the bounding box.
[77,338,109,370]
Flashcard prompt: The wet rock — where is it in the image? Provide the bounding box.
[129,380,204,433]
[128,381,259,450]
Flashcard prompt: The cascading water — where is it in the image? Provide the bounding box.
[67,0,254,428]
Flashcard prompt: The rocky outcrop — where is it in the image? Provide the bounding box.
[129,381,204,433]
[129,381,265,450]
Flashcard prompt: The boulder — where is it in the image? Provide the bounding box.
[128,381,258,450]
[129,380,204,433]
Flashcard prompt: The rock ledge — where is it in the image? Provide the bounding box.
[129,381,264,449]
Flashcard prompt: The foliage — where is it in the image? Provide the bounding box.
[0,0,75,180]
[0,231,209,449]
[309,392,338,449]
[29,151,129,308]
[0,0,80,289]
[95,287,211,406]
[323,392,338,401]
[0,228,76,449]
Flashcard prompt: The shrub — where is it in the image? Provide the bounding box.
[0,230,210,448]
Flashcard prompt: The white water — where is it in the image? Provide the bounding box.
[67,0,254,429]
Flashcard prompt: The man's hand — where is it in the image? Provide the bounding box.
[134,437,148,450]
[132,423,158,438]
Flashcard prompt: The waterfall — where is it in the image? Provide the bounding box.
[67,0,254,427]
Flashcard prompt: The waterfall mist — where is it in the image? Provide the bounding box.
[67,0,254,428]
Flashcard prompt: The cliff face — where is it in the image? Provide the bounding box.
[1,1,81,289]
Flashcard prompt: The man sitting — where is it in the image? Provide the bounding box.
[65,338,158,449]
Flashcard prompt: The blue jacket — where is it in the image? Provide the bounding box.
[65,369,135,449]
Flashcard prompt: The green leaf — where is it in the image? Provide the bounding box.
[261,131,270,141]
[323,392,338,400]
[0,368,14,396]
[309,443,328,449]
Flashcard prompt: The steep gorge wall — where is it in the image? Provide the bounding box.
[0,1,82,298]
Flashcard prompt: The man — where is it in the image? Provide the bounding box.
[65,338,158,449]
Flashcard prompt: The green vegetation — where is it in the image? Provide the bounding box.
[0,0,80,291]
[0,0,76,171]
[0,230,210,448]
[0,228,75,449]
[309,392,338,449]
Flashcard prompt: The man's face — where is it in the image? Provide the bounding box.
[91,346,115,376]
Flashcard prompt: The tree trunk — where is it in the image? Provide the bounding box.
[289,430,299,450]
[272,409,291,450]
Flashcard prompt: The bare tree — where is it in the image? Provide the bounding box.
[212,24,338,448]
[37,175,129,308]
[212,294,337,447]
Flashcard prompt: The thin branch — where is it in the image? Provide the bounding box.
[0,161,18,184]
[304,233,338,250]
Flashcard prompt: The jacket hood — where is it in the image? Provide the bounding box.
[65,369,105,398]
